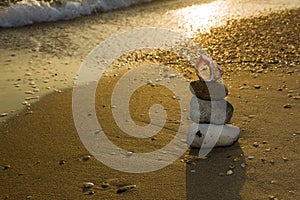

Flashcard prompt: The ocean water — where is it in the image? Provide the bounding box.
[0,0,152,27]
[1,0,300,29]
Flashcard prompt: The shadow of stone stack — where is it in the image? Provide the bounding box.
[187,55,240,149]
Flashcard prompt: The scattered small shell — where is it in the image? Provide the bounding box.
[190,169,196,173]
[25,72,32,76]
[43,79,49,83]
[15,84,21,87]
[83,182,94,189]
[116,185,136,194]
[0,113,8,117]
[33,88,40,92]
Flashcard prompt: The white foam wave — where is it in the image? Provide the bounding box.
[0,0,152,28]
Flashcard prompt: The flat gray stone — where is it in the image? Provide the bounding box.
[190,96,233,125]
[187,123,240,148]
[189,80,228,100]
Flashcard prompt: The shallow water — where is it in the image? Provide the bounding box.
[0,0,299,121]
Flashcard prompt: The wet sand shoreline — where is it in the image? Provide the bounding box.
[0,5,300,200]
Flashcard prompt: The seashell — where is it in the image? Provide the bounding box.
[194,55,223,82]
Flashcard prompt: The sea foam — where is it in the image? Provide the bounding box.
[0,0,152,27]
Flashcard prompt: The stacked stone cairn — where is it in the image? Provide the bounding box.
[187,55,240,148]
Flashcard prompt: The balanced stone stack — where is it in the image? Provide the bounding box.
[187,55,240,148]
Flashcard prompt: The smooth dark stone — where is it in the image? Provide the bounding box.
[190,80,228,100]
[190,96,234,125]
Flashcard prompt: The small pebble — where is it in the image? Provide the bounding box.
[191,169,196,173]
[240,163,247,168]
[283,104,292,108]
[282,157,288,162]
[29,81,35,85]
[25,91,35,95]
[248,115,255,119]
[293,95,300,100]
[101,182,110,188]
[269,195,278,200]
[265,148,271,152]
[83,182,94,189]
[253,142,259,147]
[3,165,11,170]
[254,85,261,89]
[126,151,134,157]
[82,155,91,161]
[168,74,176,78]
[233,157,240,162]
[116,185,136,194]
[226,170,233,175]
[0,113,8,117]
[248,156,255,160]
[59,160,65,165]
[288,190,295,195]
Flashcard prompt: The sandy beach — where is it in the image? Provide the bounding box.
[0,1,300,199]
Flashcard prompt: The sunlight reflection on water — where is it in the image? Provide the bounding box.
[170,0,300,34]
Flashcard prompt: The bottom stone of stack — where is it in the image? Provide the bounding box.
[187,123,240,148]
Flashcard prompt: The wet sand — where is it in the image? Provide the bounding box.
[0,3,300,200]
